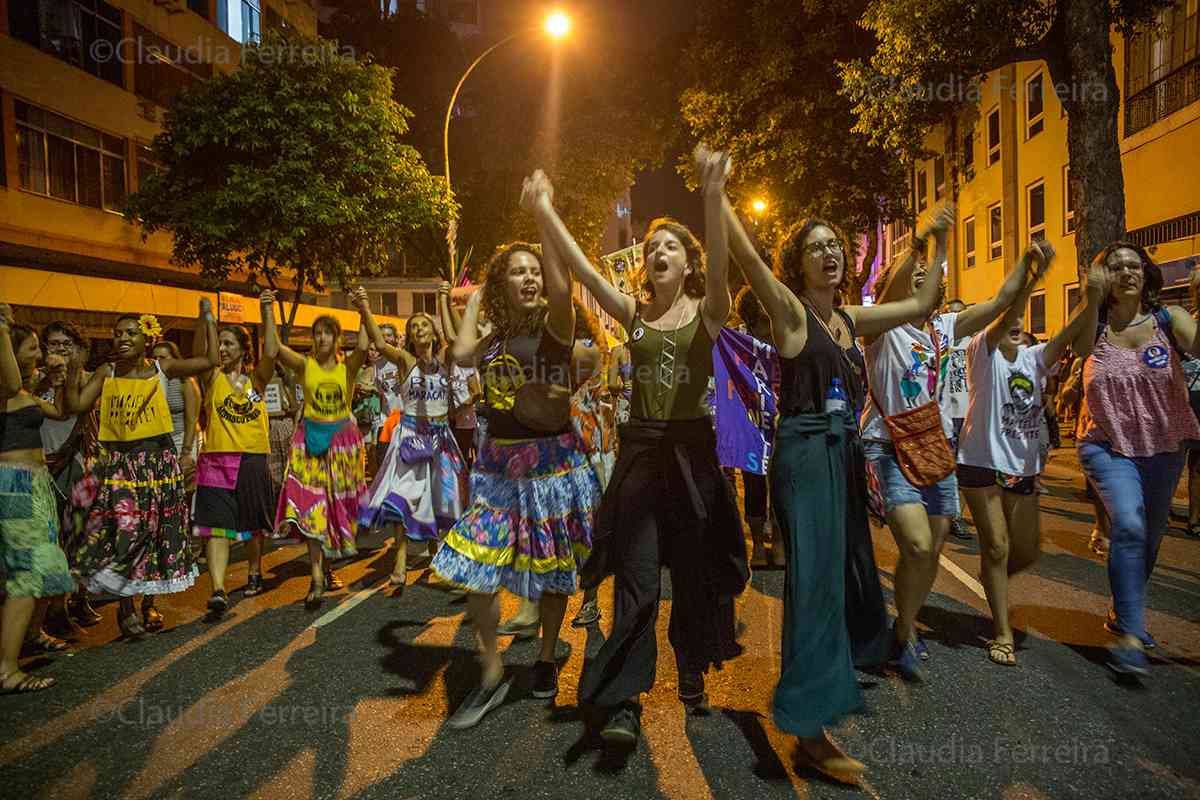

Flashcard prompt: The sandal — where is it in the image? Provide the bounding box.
[986,639,1017,666]
[141,600,164,633]
[119,613,146,640]
[305,577,325,611]
[23,631,70,655]
[0,671,57,695]
[324,568,344,592]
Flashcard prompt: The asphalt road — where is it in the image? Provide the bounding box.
[2,447,1198,800]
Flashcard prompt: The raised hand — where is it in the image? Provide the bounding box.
[438,281,451,297]
[349,287,370,311]
[928,204,956,240]
[699,147,731,194]
[1085,256,1109,301]
[200,297,213,318]
[259,288,276,307]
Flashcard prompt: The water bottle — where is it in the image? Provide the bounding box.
[825,377,849,416]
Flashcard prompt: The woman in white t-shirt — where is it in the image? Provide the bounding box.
[860,209,1036,682]
[956,241,1089,666]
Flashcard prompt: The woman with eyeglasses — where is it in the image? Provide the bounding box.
[1071,243,1200,676]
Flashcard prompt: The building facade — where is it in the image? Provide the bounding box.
[877,0,1200,338]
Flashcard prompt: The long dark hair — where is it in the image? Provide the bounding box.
[481,241,548,340]
[220,324,255,367]
[640,218,706,300]
[774,217,849,303]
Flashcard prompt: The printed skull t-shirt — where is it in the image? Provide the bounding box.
[956,331,1049,477]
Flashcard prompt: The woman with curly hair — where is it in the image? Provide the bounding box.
[65,303,218,638]
[1071,242,1200,676]
[533,148,747,747]
[431,173,602,729]
[190,291,280,613]
[356,297,467,591]
[268,309,370,610]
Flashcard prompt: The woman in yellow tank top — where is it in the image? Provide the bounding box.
[191,291,279,615]
[64,300,218,639]
[268,307,370,609]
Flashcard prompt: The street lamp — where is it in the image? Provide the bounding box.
[442,12,571,279]
[751,199,767,215]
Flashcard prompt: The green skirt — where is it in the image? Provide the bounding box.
[0,463,75,598]
[770,412,865,737]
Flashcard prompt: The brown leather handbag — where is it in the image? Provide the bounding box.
[870,324,955,487]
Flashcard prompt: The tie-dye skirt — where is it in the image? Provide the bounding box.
[432,431,599,599]
[274,418,365,558]
[0,463,74,598]
[359,414,466,541]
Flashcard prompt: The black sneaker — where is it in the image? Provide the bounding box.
[207,590,228,614]
[600,705,640,746]
[531,660,559,699]
[678,672,708,710]
[447,677,511,729]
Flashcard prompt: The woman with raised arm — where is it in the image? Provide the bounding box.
[65,302,218,638]
[355,291,466,591]
[719,194,947,782]
[535,147,747,747]
[956,242,1084,667]
[431,173,601,730]
[269,309,369,609]
[190,290,280,614]
[859,216,1032,683]
[0,308,76,694]
[1070,243,1200,676]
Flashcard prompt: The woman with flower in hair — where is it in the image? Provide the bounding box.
[355,296,467,591]
[268,310,369,609]
[431,172,602,729]
[65,304,218,638]
[190,291,280,614]
[535,148,747,747]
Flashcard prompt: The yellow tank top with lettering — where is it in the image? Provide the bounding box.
[303,358,351,422]
[97,364,174,443]
[203,371,270,454]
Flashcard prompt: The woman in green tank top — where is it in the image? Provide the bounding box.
[531,146,749,746]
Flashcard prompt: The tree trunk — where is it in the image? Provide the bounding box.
[1049,0,1126,277]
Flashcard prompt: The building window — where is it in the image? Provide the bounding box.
[933,155,945,201]
[1028,180,1046,242]
[412,292,437,315]
[916,167,928,211]
[15,100,126,212]
[242,0,262,44]
[989,203,1002,260]
[1026,72,1045,138]
[964,216,977,269]
[987,107,1001,166]
[1124,0,1200,136]
[7,0,124,88]
[962,126,975,172]
[1066,283,1081,316]
[1064,165,1076,235]
[133,24,215,110]
[135,143,163,188]
[1028,291,1046,336]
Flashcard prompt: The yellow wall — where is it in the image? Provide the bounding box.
[888,31,1200,337]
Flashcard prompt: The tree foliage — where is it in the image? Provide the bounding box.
[126,27,455,326]
[840,0,1174,271]
[680,0,912,297]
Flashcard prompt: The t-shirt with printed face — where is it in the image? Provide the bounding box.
[956,332,1049,477]
[944,335,970,420]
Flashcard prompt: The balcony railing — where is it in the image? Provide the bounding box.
[1125,57,1200,137]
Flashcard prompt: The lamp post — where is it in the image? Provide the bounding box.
[442,11,571,280]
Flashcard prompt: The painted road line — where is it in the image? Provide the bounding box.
[310,578,390,629]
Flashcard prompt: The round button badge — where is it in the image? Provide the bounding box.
[1143,344,1169,369]
[632,327,645,342]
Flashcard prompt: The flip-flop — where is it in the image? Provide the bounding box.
[0,672,57,695]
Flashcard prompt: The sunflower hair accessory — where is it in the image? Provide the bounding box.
[137,314,163,340]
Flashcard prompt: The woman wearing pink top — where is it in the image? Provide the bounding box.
[1072,241,1200,676]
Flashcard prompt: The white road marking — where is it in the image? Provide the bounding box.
[309,579,390,629]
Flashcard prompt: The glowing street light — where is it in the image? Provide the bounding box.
[751,199,767,215]
[545,11,571,39]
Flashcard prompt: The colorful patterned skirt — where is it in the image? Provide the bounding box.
[431,431,600,599]
[359,414,467,541]
[268,416,295,490]
[274,418,365,558]
[0,463,75,598]
[66,436,197,596]
[193,452,276,542]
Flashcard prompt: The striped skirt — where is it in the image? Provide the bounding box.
[274,418,365,558]
[431,431,600,600]
[359,415,467,540]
